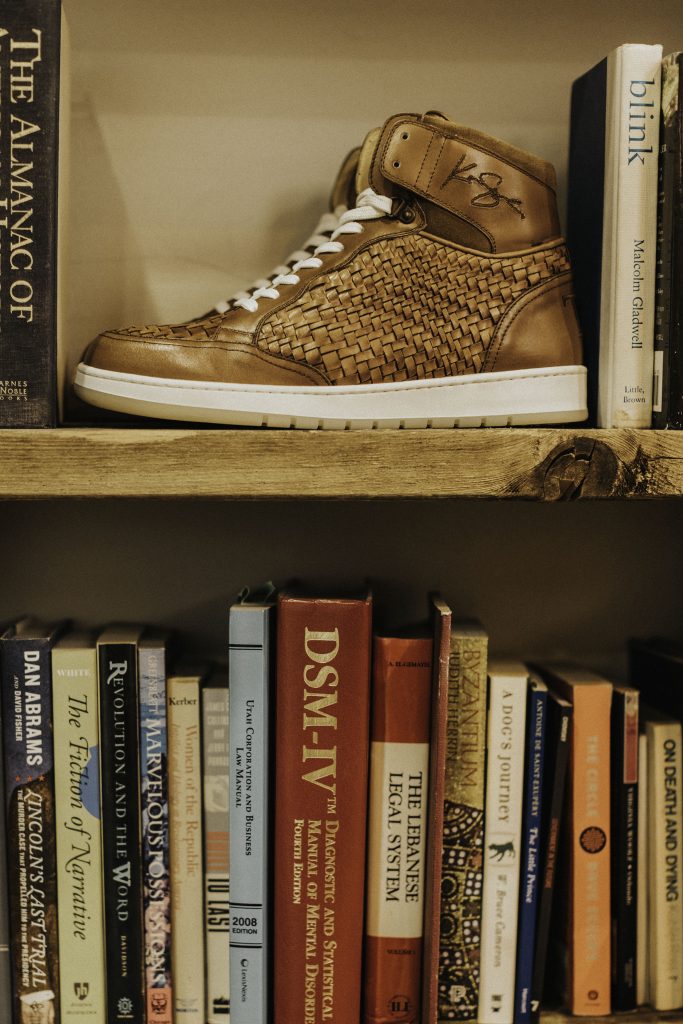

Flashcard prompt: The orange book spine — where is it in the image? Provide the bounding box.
[364,635,433,1024]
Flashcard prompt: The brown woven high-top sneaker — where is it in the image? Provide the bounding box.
[75,113,587,428]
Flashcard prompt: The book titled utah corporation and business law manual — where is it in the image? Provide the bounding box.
[0,1,69,425]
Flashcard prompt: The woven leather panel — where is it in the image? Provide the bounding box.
[257,235,571,384]
[109,312,224,342]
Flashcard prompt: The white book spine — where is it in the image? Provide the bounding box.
[636,732,649,1007]
[599,43,662,427]
[478,667,528,1024]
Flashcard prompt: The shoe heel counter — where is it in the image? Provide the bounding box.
[484,269,583,372]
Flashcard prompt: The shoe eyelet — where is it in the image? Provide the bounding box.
[393,160,401,168]
[399,205,416,224]
[401,132,409,141]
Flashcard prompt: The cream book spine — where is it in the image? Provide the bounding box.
[168,674,206,1023]
[53,634,106,1022]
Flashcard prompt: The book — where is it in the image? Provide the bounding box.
[273,589,372,1024]
[203,672,230,1023]
[644,708,683,1010]
[168,671,206,1023]
[1,618,66,1023]
[53,631,106,1023]
[514,675,548,1024]
[229,597,275,1024]
[139,631,172,1024]
[567,43,662,427]
[364,631,433,1024]
[653,52,683,428]
[478,661,528,1024]
[529,690,572,1023]
[98,624,145,1024]
[438,620,488,1023]
[0,1,69,426]
[0,638,10,1024]
[636,731,649,1007]
[610,685,639,1011]
[538,665,612,1016]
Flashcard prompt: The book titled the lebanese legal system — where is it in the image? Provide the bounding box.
[478,662,528,1024]
[653,52,683,428]
[203,673,230,1024]
[53,631,106,1023]
[139,632,172,1024]
[364,632,433,1024]
[610,686,639,1011]
[539,665,612,1016]
[0,1,69,425]
[568,43,662,427]
[274,589,372,1024]
[168,672,206,1023]
[438,621,488,1023]
[98,625,145,1024]
[229,596,275,1024]
[2,619,66,1024]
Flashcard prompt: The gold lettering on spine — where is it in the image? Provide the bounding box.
[301,628,338,794]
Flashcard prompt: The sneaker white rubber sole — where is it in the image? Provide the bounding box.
[74,363,588,429]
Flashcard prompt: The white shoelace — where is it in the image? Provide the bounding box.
[214,210,343,315]
[233,188,393,315]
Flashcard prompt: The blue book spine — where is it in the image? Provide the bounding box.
[514,678,548,1024]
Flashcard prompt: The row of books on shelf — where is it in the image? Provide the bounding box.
[1,590,683,1024]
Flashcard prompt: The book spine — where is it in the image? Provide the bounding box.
[203,685,231,1023]
[529,697,571,1023]
[568,684,612,1015]
[53,646,106,1021]
[635,732,649,1006]
[438,627,487,1023]
[478,672,527,1024]
[0,1,62,426]
[2,637,61,1022]
[0,688,10,1022]
[364,635,432,1024]
[99,641,144,1024]
[646,719,683,1010]
[610,690,638,1011]
[599,44,662,427]
[139,646,172,1024]
[514,682,548,1024]
[229,607,272,1024]
[274,595,372,1024]
[168,676,205,1022]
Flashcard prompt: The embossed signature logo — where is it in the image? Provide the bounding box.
[441,153,526,219]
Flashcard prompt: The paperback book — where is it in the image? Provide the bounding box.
[203,673,230,1023]
[610,686,639,1011]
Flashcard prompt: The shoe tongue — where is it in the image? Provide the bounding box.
[354,127,383,196]
[329,146,360,211]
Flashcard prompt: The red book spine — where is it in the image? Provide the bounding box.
[274,592,372,1024]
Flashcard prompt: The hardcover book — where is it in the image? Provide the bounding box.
[654,52,683,428]
[98,624,145,1024]
[568,43,662,427]
[229,597,275,1024]
[1,618,66,1024]
[274,589,372,1024]
[168,672,206,1023]
[610,686,639,1011]
[203,672,230,1024]
[0,1,69,425]
[53,631,106,1023]
[438,620,488,1023]
[364,631,433,1024]
[478,661,528,1024]
[0,655,10,1023]
[139,632,172,1024]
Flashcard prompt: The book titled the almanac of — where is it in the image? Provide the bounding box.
[274,589,372,1024]
[203,673,230,1023]
[139,632,172,1024]
[438,620,488,1023]
[229,598,275,1024]
[610,686,639,1011]
[364,632,433,1024]
[98,625,145,1024]
[53,631,105,1023]
[478,662,528,1024]
[0,1,69,426]
[168,672,206,1023]
[568,43,662,427]
[1,619,66,1023]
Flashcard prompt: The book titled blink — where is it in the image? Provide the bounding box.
[1,619,66,1024]
[53,631,105,1023]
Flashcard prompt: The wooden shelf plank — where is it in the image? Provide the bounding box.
[0,427,682,500]
[541,1012,683,1024]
